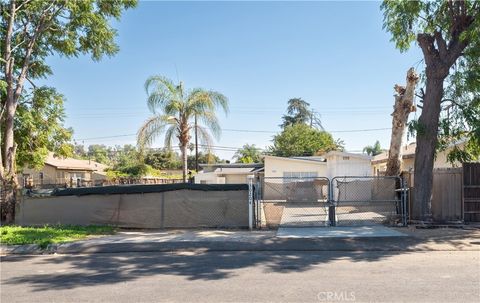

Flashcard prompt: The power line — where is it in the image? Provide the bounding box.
[330,127,391,133]
[74,127,392,141]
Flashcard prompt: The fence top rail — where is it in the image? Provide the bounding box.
[263,176,330,180]
[332,176,401,180]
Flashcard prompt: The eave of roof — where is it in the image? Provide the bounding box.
[263,155,327,165]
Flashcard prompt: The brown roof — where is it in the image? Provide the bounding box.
[45,153,109,171]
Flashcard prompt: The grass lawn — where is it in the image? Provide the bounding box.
[0,225,115,248]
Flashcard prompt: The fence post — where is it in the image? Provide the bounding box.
[402,177,408,226]
[329,178,336,227]
[248,176,254,230]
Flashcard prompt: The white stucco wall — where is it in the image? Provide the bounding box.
[325,154,372,179]
[264,156,328,179]
[195,172,252,184]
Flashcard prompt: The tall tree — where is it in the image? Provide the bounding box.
[0,0,136,223]
[382,0,480,220]
[233,144,262,163]
[281,98,323,130]
[270,124,341,157]
[385,68,419,176]
[363,141,383,156]
[137,76,229,182]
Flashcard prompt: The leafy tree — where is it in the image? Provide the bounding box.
[145,148,182,170]
[137,76,229,182]
[86,145,110,165]
[363,141,383,156]
[0,0,136,222]
[14,87,73,169]
[382,0,480,220]
[281,98,323,130]
[72,143,87,159]
[270,124,339,157]
[187,152,221,170]
[233,144,262,163]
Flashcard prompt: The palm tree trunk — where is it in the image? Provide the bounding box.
[180,143,188,182]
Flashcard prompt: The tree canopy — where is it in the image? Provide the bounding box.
[382,0,480,162]
[1,0,136,222]
[280,98,323,130]
[233,144,262,163]
[14,87,73,169]
[270,124,341,157]
[363,141,383,156]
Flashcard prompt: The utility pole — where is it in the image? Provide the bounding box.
[195,114,199,172]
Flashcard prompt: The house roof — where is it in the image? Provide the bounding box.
[45,153,109,171]
[200,163,263,169]
[372,143,417,164]
[263,155,327,165]
[214,167,258,175]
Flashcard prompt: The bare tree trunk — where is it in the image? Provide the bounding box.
[412,76,444,221]
[180,144,188,183]
[385,68,419,177]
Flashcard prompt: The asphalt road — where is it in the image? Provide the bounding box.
[1,250,479,303]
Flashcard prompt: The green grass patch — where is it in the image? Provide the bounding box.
[0,225,115,249]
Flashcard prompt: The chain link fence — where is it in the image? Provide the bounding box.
[255,176,407,228]
[256,177,330,228]
[331,176,406,226]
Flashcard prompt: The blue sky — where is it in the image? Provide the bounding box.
[42,1,423,160]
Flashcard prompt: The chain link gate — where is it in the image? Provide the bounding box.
[330,176,407,226]
[256,177,331,228]
[255,176,407,228]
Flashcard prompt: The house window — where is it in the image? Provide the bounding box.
[342,156,350,160]
[283,172,318,179]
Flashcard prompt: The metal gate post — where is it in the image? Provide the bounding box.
[328,178,336,226]
[402,178,407,226]
[248,177,253,230]
[255,179,262,229]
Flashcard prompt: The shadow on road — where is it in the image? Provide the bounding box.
[2,227,479,292]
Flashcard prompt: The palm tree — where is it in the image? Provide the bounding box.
[137,76,228,182]
[233,144,262,163]
[363,140,383,156]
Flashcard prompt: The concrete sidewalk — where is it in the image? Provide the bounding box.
[1,226,479,255]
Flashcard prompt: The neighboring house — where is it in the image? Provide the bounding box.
[371,142,464,175]
[264,151,372,180]
[20,153,109,188]
[194,163,264,184]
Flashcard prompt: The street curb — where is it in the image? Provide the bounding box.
[2,237,479,255]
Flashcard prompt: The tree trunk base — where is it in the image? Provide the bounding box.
[1,180,17,224]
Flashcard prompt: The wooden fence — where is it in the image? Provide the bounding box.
[403,163,480,223]
[431,168,463,222]
[464,163,480,222]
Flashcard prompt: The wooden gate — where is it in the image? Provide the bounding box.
[431,168,463,223]
[464,163,480,222]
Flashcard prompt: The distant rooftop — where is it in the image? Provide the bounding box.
[45,153,108,171]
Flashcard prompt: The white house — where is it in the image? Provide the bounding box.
[263,151,372,180]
